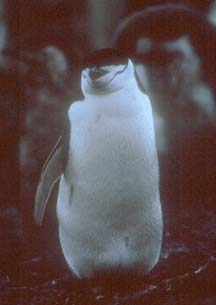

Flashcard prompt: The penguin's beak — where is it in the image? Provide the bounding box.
[89,68,107,80]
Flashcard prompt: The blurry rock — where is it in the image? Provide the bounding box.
[5,0,90,66]
[18,46,73,235]
[208,0,216,25]
[113,4,216,210]
[0,0,22,207]
[113,4,216,124]
[0,66,20,206]
[87,0,124,49]
[0,207,23,278]
[0,207,23,238]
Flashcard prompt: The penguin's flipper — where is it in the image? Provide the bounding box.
[34,136,65,225]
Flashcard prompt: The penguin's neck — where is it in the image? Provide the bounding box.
[83,78,144,118]
[85,75,137,96]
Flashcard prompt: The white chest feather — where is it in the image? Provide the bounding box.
[59,89,158,218]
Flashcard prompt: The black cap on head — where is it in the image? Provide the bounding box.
[82,48,128,68]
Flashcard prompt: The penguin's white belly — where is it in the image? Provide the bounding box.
[57,105,162,278]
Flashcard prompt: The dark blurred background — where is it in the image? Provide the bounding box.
[0,1,216,304]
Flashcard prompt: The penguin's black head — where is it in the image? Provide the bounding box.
[83,48,128,69]
[82,48,128,80]
[81,49,133,94]
[83,48,128,85]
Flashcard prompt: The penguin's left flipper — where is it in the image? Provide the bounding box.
[34,136,65,225]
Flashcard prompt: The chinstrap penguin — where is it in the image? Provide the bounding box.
[34,48,163,279]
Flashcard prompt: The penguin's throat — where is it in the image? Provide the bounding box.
[84,82,126,96]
